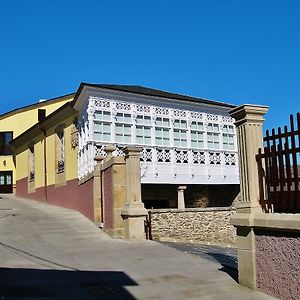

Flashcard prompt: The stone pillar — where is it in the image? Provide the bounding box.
[105,144,116,159]
[177,186,186,209]
[93,155,105,226]
[121,146,147,240]
[229,104,269,289]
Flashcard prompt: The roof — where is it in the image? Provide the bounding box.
[10,102,76,149]
[72,83,236,108]
[0,92,75,121]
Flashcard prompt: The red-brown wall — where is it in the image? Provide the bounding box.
[16,177,94,221]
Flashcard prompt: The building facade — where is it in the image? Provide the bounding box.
[11,83,240,225]
[0,94,74,193]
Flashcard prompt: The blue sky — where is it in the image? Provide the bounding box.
[0,0,299,130]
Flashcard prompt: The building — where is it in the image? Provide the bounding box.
[10,83,239,228]
[0,94,74,193]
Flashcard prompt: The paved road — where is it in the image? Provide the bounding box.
[0,194,275,300]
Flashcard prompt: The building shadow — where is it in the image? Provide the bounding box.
[205,252,238,283]
[0,267,137,299]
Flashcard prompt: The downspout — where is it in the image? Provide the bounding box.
[39,126,47,203]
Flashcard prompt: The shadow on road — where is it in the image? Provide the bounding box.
[205,252,238,283]
[0,268,137,299]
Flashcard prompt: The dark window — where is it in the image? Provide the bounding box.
[0,132,13,155]
[38,109,46,122]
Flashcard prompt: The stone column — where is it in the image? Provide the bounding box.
[229,104,269,289]
[93,155,105,226]
[121,146,148,240]
[177,186,186,209]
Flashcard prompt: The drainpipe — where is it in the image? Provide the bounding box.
[39,126,47,203]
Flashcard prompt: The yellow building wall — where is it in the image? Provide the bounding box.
[15,111,78,190]
[0,96,73,187]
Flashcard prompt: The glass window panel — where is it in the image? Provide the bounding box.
[208,124,213,131]
[94,123,101,131]
[103,123,110,131]
[136,127,143,135]
[155,129,162,137]
[94,132,101,141]
[124,125,131,134]
[124,135,131,143]
[181,120,187,129]
[144,116,151,124]
[124,114,131,123]
[6,175,11,185]
[181,131,187,139]
[163,139,169,146]
[144,127,151,136]
[156,118,162,126]
[163,118,169,127]
[103,111,110,121]
[115,135,123,143]
[103,133,110,142]
[136,136,143,143]
[144,137,151,144]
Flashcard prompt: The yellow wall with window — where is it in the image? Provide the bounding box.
[13,108,78,189]
[0,95,73,190]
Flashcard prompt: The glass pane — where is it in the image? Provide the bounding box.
[136,127,143,135]
[94,132,101,141]
[124,114,131,123]
[124,125,131,134]
[174,120,180,128]
[144,116,151,125]
[174,130,180,139]
[0,176,4,185]
[136,115,143,124]
[181,120,187,129]
[144,127,151,136]
[163,139,170,146]
[116,113,123,122]
[156,118,162,126]
[103,111,110,121]
[115,135,123,143]
[181,131,187,139]
[144,137,151,144]
[103,133,110,142]
[155,129,162,137]
[94,123,102,131]
[124,135,131,143]
[156,137,162,145]
[94,112,101,120]
[6,175,11,185]
[163,119,169,127]
[208,124,213,131]
[163,129,169,138]
[136,136,143,143]
[103,123,110,131]
[115,124,123,134]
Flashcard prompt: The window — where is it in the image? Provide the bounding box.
[155,117,170,146]
[28,143,35,182]
[94,111,111,142]
[173,119,187,147]
[115,113,132,144]
[136,114,151,145]
[191,121,204,148]
[0,132,13,155]
[223,124,235,150]
[56,127,65,173]
[207,123,220,149]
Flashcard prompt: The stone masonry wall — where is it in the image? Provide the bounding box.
[150,207,236,246]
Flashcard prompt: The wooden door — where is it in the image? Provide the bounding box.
[0,171,13,193]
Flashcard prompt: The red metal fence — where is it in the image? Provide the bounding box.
[256,112,300,213]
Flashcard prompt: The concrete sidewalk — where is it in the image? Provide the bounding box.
[0,195,276,300]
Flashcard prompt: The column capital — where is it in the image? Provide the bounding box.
[229,104,269,127]
[105,144,117,158]
[123,146,143,158]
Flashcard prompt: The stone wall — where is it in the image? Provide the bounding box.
[256,230,300,300]
[150,207,236,246]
